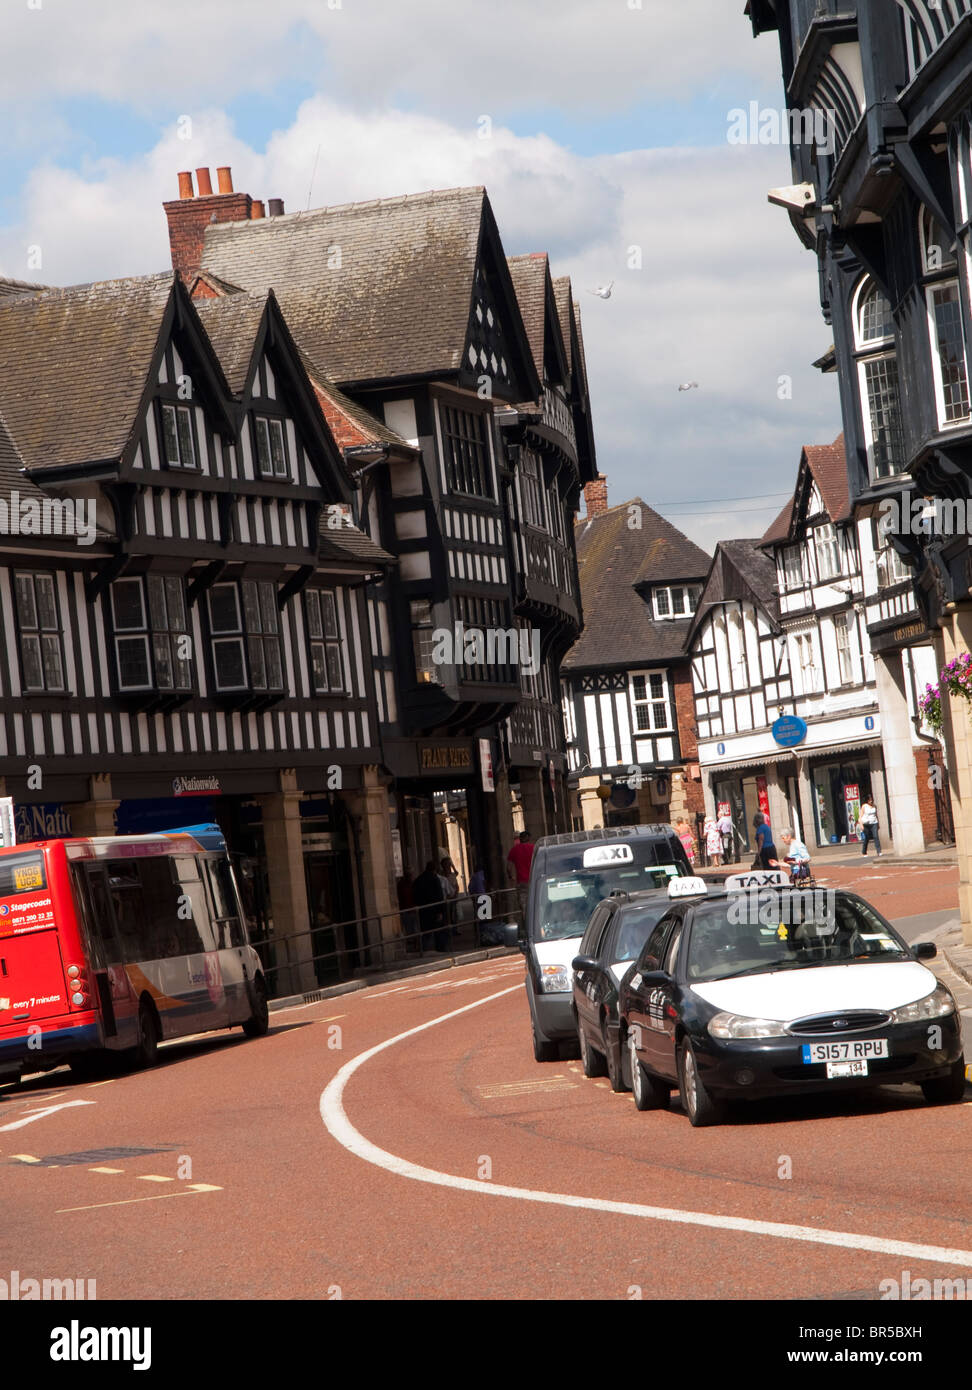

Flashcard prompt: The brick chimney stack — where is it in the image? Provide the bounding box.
[164,167,253,282]
[584,474,608,517]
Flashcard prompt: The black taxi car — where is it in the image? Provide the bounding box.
[570,887,673,1091]
[617,873,966,1126]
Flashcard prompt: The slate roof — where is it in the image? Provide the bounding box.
[564,500,710,671]
[199,186,522,387]
[0,272,174,472]
[686,538,780,650]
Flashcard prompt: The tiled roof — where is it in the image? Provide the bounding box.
[0,277,47,299]
[759,432,849,545]
[804,433,849,522]
[564,500,710,670]
[195,291,269,394]
[507,254,548,390]
[316,511,394,567]
[199,186,493,385]
[0,272,174,472]
[297,349,413,459]
[0,406,114,540]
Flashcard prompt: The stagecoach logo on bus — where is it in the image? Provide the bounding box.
[172,775,221,796]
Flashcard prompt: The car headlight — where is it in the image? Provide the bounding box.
[708,1012,788,1039]
[539,964,572,993]
[889,985,956,1024]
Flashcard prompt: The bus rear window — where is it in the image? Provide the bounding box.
[0,852,47,897]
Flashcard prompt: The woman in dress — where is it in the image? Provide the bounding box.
[703,816,722,867]
[675,817,697,866]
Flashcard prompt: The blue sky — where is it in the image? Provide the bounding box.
[0,0,837,553]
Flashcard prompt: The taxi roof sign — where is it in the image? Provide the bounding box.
[668,875,708,898]
[724,870,791,892]
[582,843,634,868]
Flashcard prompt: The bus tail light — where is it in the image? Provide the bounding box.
[66,964,91,1010]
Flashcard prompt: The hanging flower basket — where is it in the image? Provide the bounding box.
[931,650,972,734]
[918,682,943,737]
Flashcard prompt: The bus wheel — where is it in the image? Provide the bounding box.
[242,977,269,1038]
[131,1003,160,1070]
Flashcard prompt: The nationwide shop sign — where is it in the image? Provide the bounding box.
[173,775,222,797]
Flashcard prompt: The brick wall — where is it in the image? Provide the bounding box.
[914,745,948,846]
[672,665,698,760]
[164,192,252,281]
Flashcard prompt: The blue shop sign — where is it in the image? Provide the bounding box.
[15,802,73,841]
[772,715,808,748]
[865,715,875,731]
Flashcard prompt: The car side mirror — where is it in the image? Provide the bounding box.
[637,969,670,987]
[497,923,520,949]
[571,955,598,974]
[913,942,937,961]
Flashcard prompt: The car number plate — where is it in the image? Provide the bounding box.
[802,1038,888,1065]
[825,1059,868,1079]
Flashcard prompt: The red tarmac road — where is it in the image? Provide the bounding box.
[1,917,970,1302]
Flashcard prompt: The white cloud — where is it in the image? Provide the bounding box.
[1,0,780,116]
[0,98,839,554]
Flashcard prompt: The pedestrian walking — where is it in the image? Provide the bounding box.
[754,811,777,870]
[717,808,734,862]
[777,830,811,881]
[703,815,722,868]
[413,860,449,952]
[468,859,487,898]
[858,796,882,857]
[675,817,696,866]
[396,867,420,954]
[439,855,460,935]
[507,830,535,920]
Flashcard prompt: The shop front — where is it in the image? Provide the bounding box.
[809,755,873,846]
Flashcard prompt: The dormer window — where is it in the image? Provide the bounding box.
[253,416,288,479]
[160,403,198,470]
[653,585,700,620]
[813,524,842,582]
[782,545,805,590]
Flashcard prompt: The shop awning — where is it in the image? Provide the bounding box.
[703,738,881,776]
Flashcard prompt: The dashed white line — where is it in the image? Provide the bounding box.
[320,984,972,1271]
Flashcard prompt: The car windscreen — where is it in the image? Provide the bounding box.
[608,905,669,963]
[534,848,684,942]
[685,892,909,982]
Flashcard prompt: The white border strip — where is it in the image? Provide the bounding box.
[320,986,972,1270]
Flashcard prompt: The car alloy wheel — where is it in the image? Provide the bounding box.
[678,1042,725,1128]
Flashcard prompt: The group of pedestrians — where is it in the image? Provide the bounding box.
[396,855,464,954]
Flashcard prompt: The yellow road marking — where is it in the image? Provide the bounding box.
[88,1166,124,1174]
[56,1183,222,1213]
[136,1174,173,1183]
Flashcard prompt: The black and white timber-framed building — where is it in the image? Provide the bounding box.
[562,490,710,832]
[165,172,598,885]
[0,270,392,994]
[746,2,972,896]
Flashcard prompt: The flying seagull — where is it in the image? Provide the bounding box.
[588,281,613,299]
[677,381,699,392]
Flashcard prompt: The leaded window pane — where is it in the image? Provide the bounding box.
[161,405,180,465]
[248,636,266,690]
[265,638,283,689]
[254,418,271,475]
[209,585,241,634]
[34,574,58,630]
[213,637,246,689]
[320,591,338,638]
[325,644,343,691]
[241,581,261,633]
[21,634,43,690]
[269,419,286,477]
[932,283,971,421]
[310,642,328,691]
[258,582,278,633]
[306,590,323,639]
[176,407,195,467]
[153,633,173,689]
[116,634,151,690]
[147,575,167,630]
[859,286,894,343]
[164,576,186,630]
[15,575,36,630]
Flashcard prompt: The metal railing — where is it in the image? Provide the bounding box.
[249,884,523,999]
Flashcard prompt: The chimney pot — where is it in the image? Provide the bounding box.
[251,200,265,220]
[584,474,608,518]
[177,171,195,199]
[268,197,285,217]
[195,167,213,197]
[216,166,234,194]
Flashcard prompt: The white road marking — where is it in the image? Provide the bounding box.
[89,1167,123,1174]
[10,1153,41,1163]
[137,1174,174,1183]
[320,984,972,1271]
[0,1099,94,1132]
[56,1183,222,1214]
